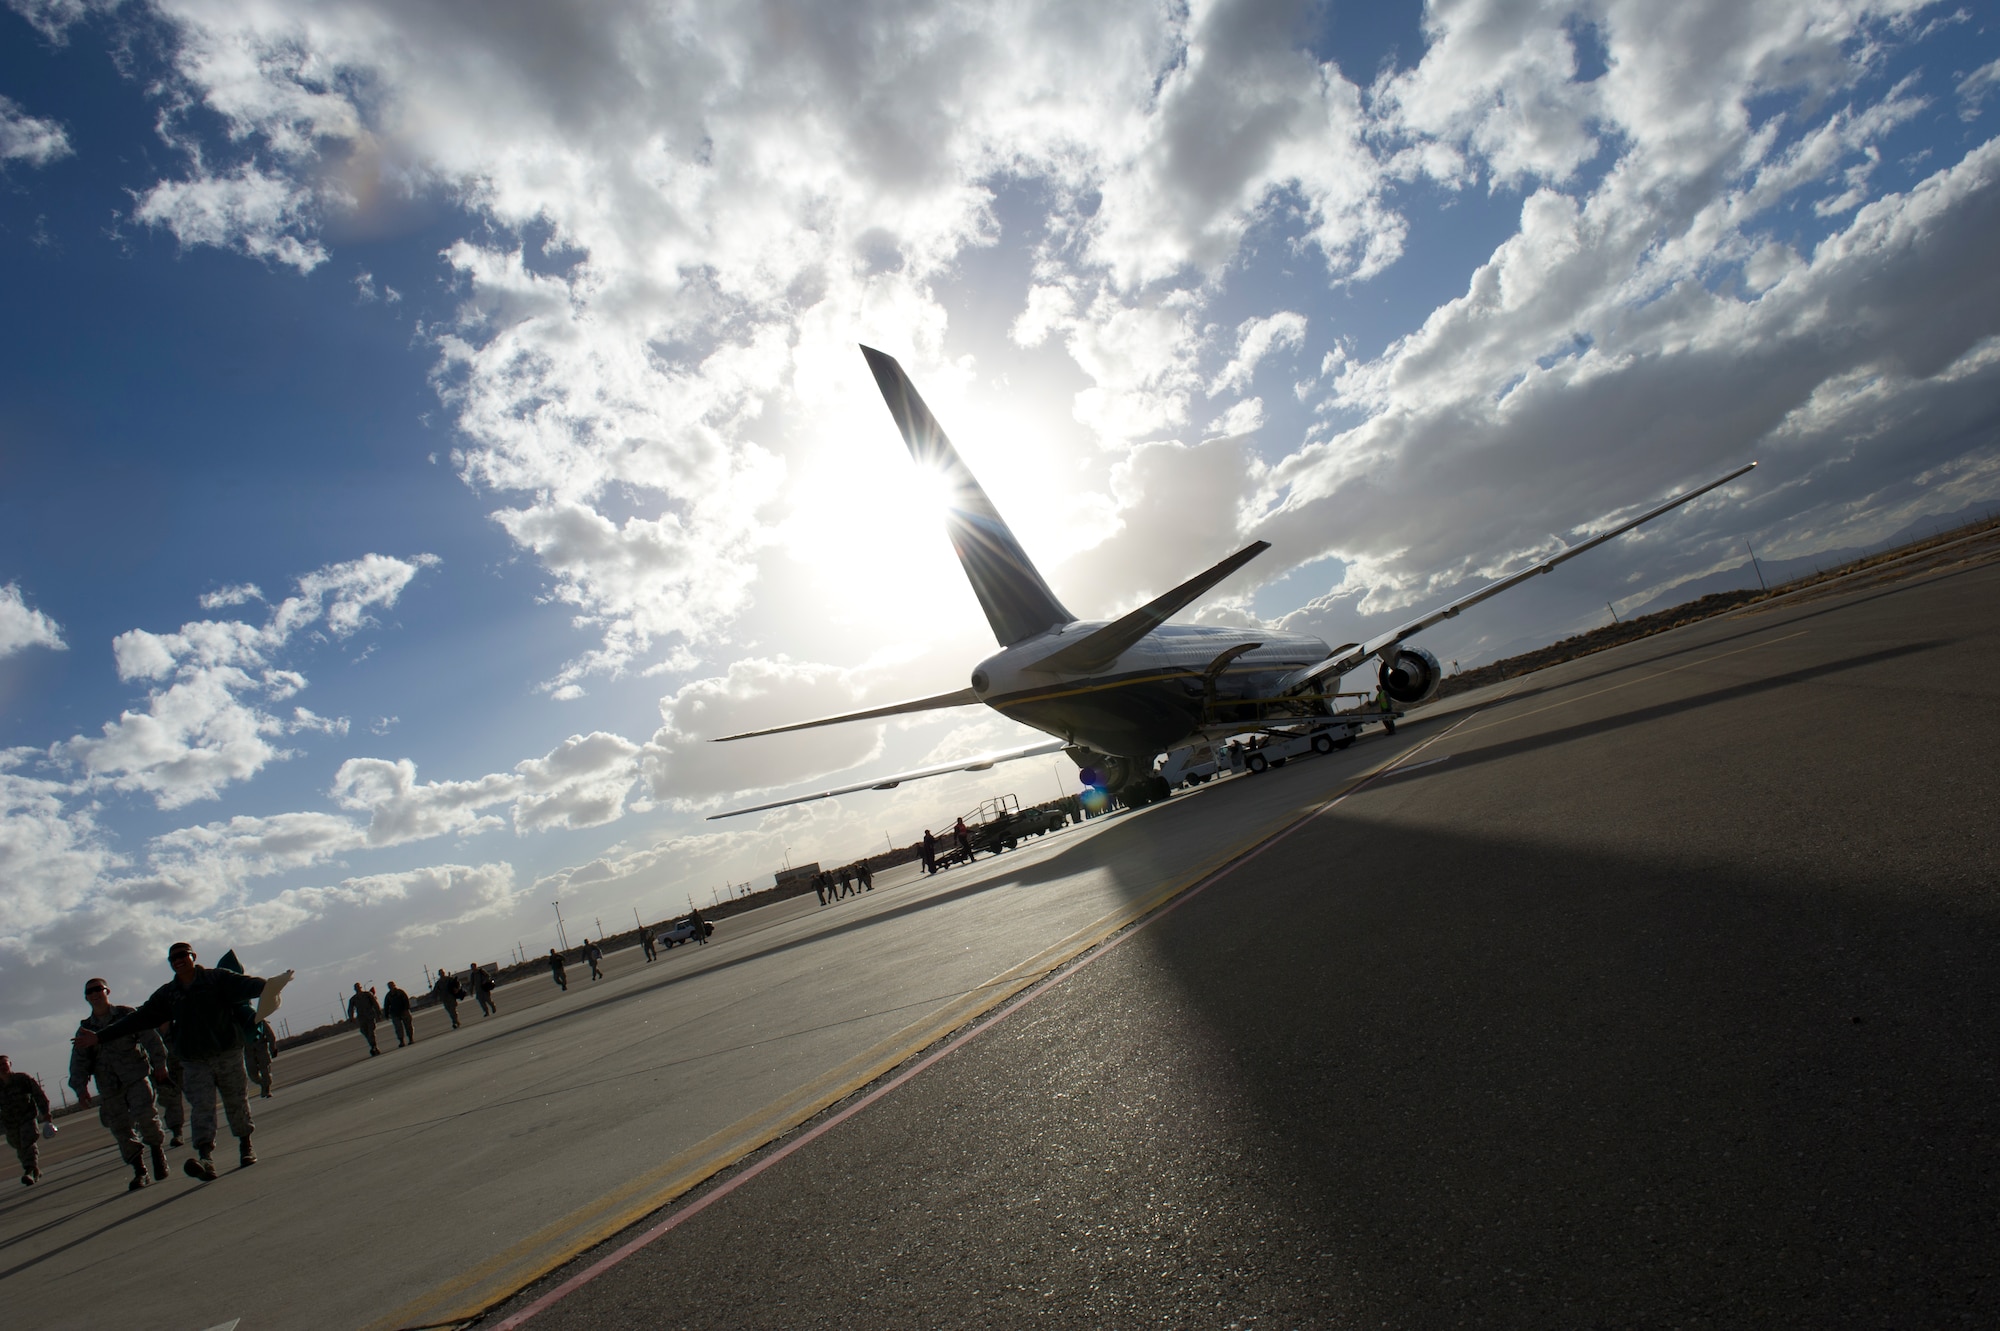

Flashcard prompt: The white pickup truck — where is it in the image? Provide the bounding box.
[655,916,715,948]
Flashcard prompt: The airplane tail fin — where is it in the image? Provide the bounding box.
[861,346,1075,646]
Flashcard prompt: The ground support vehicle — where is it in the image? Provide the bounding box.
[1217,708,1400,775]
[1159,742,1223,789]
[953,794,1067,856]
[657,916,716,948]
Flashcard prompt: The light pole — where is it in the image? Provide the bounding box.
[551,900,570,951]
[1745,539,1768,592]
[782,846,791,871]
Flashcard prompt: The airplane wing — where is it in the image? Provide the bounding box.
[1279,461,1757,692]
[705,737,1071,819]
[1029,541,1271,674]
[709,687,982,743]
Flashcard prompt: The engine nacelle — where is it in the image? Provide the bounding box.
[1066,747,1135,791]
[1378,645,1443,705]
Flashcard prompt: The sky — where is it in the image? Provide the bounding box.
[3,0,1998,1084]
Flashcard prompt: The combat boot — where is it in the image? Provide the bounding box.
[150,1143,169,1181]
[128,1157,150,1191]
[238,1136,257,1167]
[183,1150,217,1182]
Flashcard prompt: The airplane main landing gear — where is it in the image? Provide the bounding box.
[1116,775,1173,808]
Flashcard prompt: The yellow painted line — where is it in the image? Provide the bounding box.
[1446,629,1808,741]
[375,858,1244,1327]
[376,745,1446,1330]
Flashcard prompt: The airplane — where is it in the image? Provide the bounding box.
[707,345,1755,819]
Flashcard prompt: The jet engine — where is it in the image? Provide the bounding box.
[1067,747,1135,790]
[1378,645,1443,705]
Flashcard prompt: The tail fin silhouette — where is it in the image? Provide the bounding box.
[861,346,1075,646]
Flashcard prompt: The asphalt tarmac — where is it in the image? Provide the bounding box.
[3,695,1414,1329]
[487,554,2000,1329]
[5,550,1994,1329]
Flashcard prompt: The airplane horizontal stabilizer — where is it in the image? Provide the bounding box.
[709,687,982,743]
[705,737,1070,819]
[1030,541,1272,674]
[861,346,1076,647]
[1278,462,1758,694]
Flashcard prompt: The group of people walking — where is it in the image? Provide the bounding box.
[10,925,724,1195]
[811,862,873,905]
[345,961,500,1055]
[3,942,295,1193]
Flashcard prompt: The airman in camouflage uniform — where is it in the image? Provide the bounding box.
[155,1035,185,1147]
[1,1053,53,1185]
[245,1019,277,1098]
[69,978,170,1191]
[77,943,270,1181]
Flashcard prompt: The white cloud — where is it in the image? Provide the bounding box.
[640,657,896,809]
[1261,132,2000,634]
[132,166,328,272]
[216,861,521,948]
[1960,57,2000,121]
[198,582,263,610]
[331,757,514,846]
[1207,397,1266,437]
[55,553,432,808]
[331,730,642,841]
[1210,312,1307,397]
[0,94,71,167]
[511,731,643,833]
[0,757,125,944]
[0,584,65,657]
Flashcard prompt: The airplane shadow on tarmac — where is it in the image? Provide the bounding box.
[545,748,2000,1329]
[1379,639,1952,787]
[1123,825,2000,1325]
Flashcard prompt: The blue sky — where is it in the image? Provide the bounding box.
[3,0,1998,1082]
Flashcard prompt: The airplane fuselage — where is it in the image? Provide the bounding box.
[970,623,1336,758]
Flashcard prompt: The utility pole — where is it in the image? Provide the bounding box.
[551,900,569,951]
[633,906,644,935]
[1607,601,1620,625]
[594,915,603,942]
[1745,539,1768,592]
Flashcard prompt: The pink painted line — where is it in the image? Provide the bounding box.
[491,715,1480,1329]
